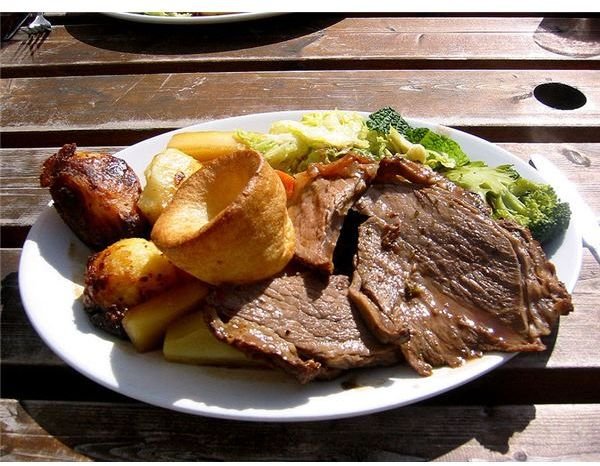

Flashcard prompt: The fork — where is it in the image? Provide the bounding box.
[23,13,51,34]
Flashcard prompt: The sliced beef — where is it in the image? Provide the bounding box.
[203,271,401,383]
[497,220,574,336]
[349,157,573,376]
[287,153,378,273]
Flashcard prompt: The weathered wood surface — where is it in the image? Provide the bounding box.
[2,16,599,78]
[1,400,599,461]
[2,70,599,149]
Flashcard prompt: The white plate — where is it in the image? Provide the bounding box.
[19,111,582,422]
[104,12,283,25]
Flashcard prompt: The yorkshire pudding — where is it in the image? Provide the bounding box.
[151,149,295,285]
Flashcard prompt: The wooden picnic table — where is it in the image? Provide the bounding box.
[1,12,599,461]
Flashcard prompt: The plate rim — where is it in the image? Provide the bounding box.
[103,12,284,25]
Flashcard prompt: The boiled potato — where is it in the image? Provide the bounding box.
[83,237,190,312]
[138,148,203,223]
[122,280,209,352]
[167,131,245,162]
[163,311,260,366]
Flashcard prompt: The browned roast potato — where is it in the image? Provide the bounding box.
[40,143,149,250]
[83,237,193,338]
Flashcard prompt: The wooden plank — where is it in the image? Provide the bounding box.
[2,16,599,78]
[0,400,91,461]
[2,70,599,147]
[0,249,64,366]
[1,399,599,461]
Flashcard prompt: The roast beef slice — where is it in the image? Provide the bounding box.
[287,154,377,273]
[204,271,401,383]
[349,157,573,376]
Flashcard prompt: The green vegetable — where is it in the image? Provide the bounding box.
[236,110,374,173]
[236,107,570,244]
[444,162,571,243]
[386,127,427,164]
[234,131,308,173]
[366,107,469,169]
[270,110,370,150]
[509,177,572,244]
[365,106,412,134]
[405,127,470,169]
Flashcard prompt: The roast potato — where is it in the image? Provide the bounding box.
[40,143,149,251]
[167,131,245,162]
[137,148,203,223]
[83,237,191,315]
[163,311,260,366]
[122,280,209,352]
[151,149,295,285]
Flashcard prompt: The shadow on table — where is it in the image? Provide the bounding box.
[19,395,537,461]
[63,13,344,57]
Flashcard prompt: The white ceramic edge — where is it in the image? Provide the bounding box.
[103,12,283,25]
[18,110,583,422]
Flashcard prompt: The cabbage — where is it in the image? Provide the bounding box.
[235,110,373,174]
[234,130,308,173]
[270,110,370,150]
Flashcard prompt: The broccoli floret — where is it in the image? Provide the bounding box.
[445,162,571,244]
[366,107,412,135]
[530,201,571,244]
[513,180,572,244]
[444,162,518,199]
